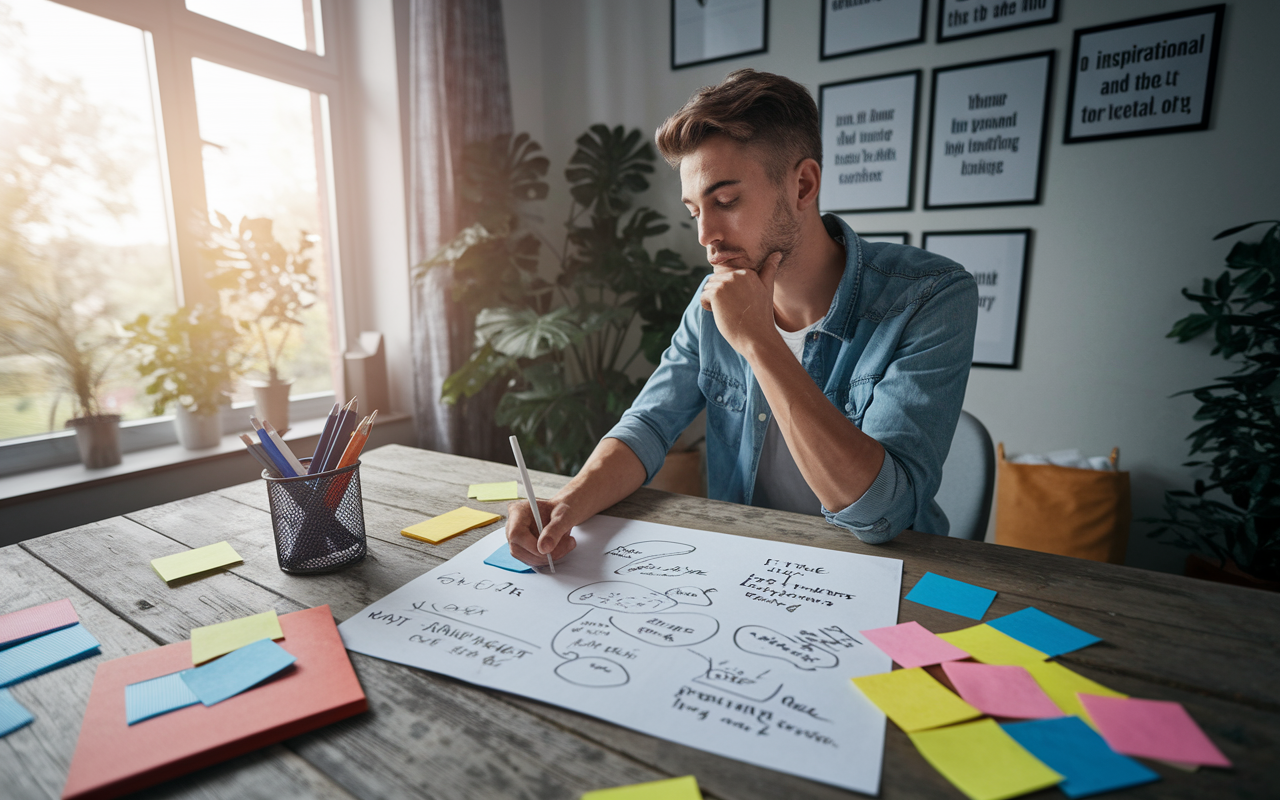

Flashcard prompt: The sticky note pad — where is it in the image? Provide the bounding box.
[401,507,502,544]
[909,718,1063,800]
[1079,694,1232,768]
[180,638,296,707]
[988,607,1101,657]
[581,775,702,799]
[851,667,981,732]
[905,572,997,620]
[937,624,1048,666]
[125,671,199,724]
[150,541,243,584]
[0,598,79,649]
[1024,661,1125,720]
[484,544,535,574]
[468,481,519,502]
[0,688,34,737]
[860,621,970,669]
[0,623,101,687]
[1003,717,1160,798]
[941,662,1063,720]
[190,610,285,666]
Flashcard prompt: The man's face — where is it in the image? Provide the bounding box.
[680,136,800,274]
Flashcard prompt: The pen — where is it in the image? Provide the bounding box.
[307,402,341,474]
[249,417,297,477]
[319,397,358,473]
[261,419,307,476]
[509,435,554,573]
[239,433,282,478]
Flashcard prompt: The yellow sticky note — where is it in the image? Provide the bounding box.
[151,541,243,584]
[937,624,1049,666]
[581,775,702,800]
[1024,661,1126,723]
[189,610,285,665]
[851,668,981,732]
[402,507,502,544]
[908,718,1063,800]
[469,481,519,502]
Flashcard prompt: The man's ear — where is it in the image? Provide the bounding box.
[795,157,821,212]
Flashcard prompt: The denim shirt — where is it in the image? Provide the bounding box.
[605,214,978,543]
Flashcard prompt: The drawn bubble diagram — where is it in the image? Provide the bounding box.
[734,625,840,671]
[553,581,721,688]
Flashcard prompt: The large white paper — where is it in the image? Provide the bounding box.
[340,515,903,795]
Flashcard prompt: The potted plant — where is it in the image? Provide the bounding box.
[125,304,243,450]
[1151,219,1280,589]
[201,213,318,432]
[415,127,707,474]
[0,283,124,468]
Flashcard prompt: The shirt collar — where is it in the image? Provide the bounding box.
[813,213,862,342]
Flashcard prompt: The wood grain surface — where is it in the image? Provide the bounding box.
[2,444,1277,800]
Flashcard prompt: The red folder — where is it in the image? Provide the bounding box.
[63,605,366,800]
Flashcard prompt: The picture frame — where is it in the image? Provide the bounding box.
[671,0,769,70]
[922,229,1030,368]
[821,0,926,60]
[1064,4,1224,144]
[854,231,910,246]
[924,51,1053,210]
[937,0,1058,43]
[819,70,921,214]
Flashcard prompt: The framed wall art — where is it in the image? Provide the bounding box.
[854,231,910,245]
[820,70,920,213]
[937,0,1057,42]
[923,229,1030,368]
[671,0,769,70]
[821,0,926,60]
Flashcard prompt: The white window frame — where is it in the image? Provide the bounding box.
[0,0,364,477]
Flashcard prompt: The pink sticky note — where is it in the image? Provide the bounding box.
[941,661,1063,719]
[861,621,970,669]
[1079,694,1232,768]
[0,598,79,648]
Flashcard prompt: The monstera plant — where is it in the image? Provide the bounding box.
[1152,220,1280,585]
[415,127,706,474]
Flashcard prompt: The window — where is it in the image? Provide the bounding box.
[0,0,348,473]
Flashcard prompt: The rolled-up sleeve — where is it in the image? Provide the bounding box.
[824,272,978,541]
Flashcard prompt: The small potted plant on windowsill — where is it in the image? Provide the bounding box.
[125,304,244,450]
[201,213,319,433]
[0,285,124,468]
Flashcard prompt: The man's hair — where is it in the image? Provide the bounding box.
[655,69,821,182]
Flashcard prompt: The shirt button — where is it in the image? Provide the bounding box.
[758,413,767,422]
[716,395,723,402]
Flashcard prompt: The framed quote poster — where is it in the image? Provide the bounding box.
[923,230,1030,368]
[925,51,1053,209]
[819,70,920,213]
[821,0,925,60]
[855,231,910,245]
[671,0,768,70]
[1065,5,1223,143]
[937,0,1057,42]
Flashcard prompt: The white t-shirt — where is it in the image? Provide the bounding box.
[752,321,824,516]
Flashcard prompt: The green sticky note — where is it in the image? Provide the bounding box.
[581,775,702,799]
[909,718,1063,800]
[469,481,519,502]
[851,667,981,732]
[937,624,1049,666]
[1024,661,1126,722]
[150,541,243,584]
[190,610,285,665]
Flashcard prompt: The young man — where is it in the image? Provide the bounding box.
[507,69,977,565]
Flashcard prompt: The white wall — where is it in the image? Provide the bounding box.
[500,0,1280,574]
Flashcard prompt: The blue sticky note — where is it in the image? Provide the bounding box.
[904,572,997,620]
[180,638,296,706]
[0,688,34,737]
[484,544,535,573]
[0,623,101,687]
[125,671,200,724]
[1003,716,1159,798]
[988,607,1102,657]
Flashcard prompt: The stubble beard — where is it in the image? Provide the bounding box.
[753,193,802,275]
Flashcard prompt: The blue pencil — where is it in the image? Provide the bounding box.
[318,398,358,473]
[250,417,297,477]
[307,403,341,475]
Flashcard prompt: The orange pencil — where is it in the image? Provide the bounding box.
[335,410,377,470]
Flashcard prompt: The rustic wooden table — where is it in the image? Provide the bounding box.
[3,444,1277,799]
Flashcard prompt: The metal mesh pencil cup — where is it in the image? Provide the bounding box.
[264,457,367,573]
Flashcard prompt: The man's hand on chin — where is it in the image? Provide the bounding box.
[700,251,783,356]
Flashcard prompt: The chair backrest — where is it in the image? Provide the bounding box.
[935,410,995,541]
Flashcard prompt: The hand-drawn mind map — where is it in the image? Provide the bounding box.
[338,515,903,795]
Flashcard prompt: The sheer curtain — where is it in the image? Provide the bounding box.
[406,0,513,459]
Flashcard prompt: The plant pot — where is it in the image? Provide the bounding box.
[175,405,222,450]
[649,448,705,497]
[1185,553,1280,593]
[65,415,122,469]
[249,376,293,433]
